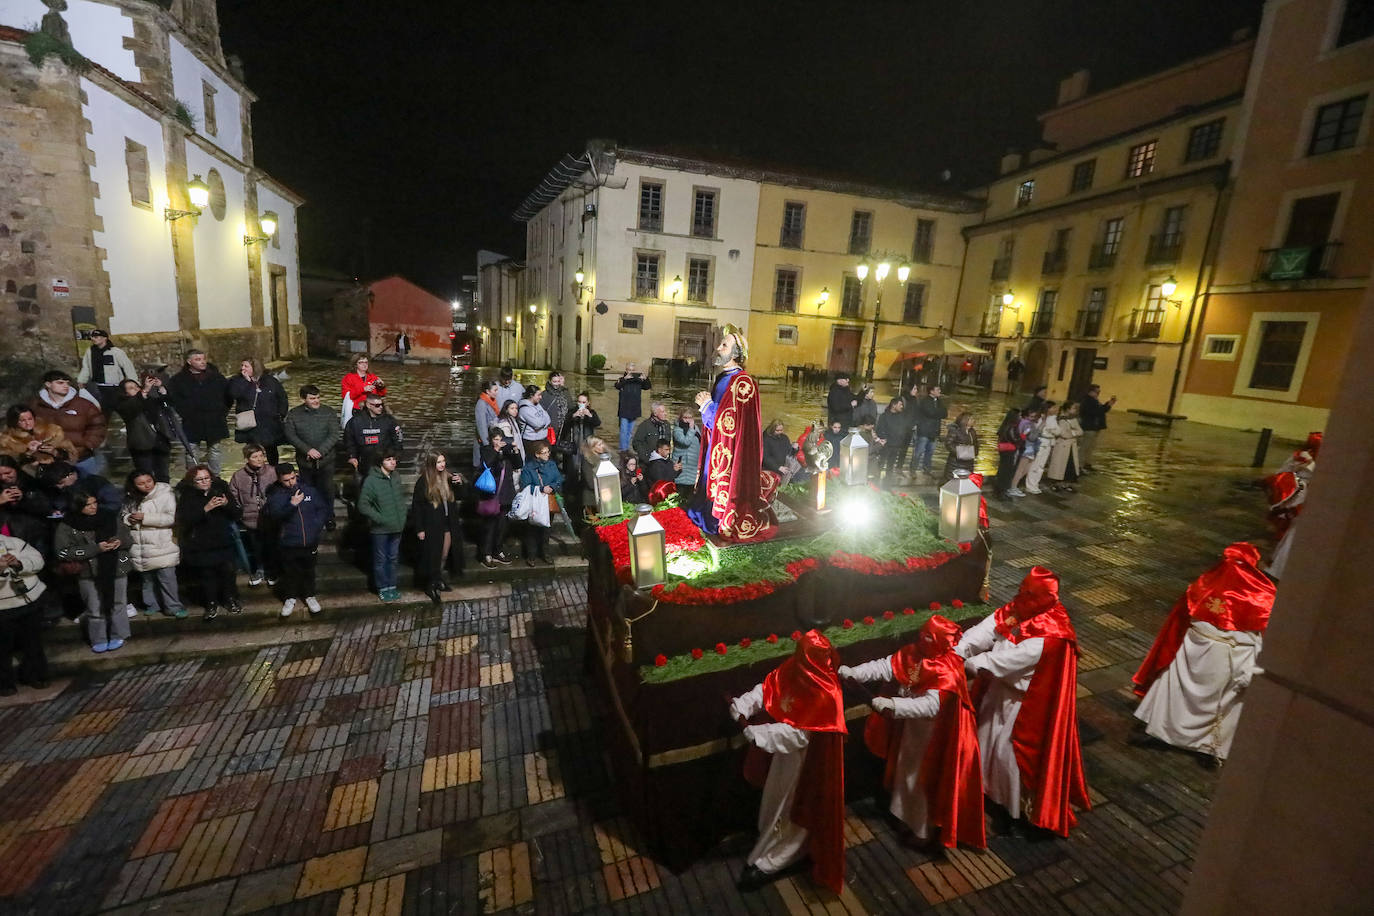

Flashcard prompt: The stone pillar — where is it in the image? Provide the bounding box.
[1184,268,1374,912]
[244,179,265,328]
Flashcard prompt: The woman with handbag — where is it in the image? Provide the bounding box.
[478,430,523,569]
[518,441,563,566]
[56,486,133,652]
[227,358,289,465]
[942,412,980,482]
[412,451,466,603]
[993,409,1023,499]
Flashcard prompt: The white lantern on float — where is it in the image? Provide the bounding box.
[939,470,982,543]
[627,505,666,588]
[839,428,869,485]
[595,455,622,518]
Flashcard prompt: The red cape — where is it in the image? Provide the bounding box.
[1132,543,1275,696]
[704,369,778,542]
[979,568,1090,837]
[864,617,986,849]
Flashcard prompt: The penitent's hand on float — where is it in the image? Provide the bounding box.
[836,665,856,680]
[871,697,895,715]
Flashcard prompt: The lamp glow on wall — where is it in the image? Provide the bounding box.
[1002,290,1015,307]
[164,174,210,222]
[627,504,666,588]
[839,427,869,485]
[594,455,622,518]
[817,287,830,310]
[244,210,279,246]
[668,275,683,301]
[939,470,982,543]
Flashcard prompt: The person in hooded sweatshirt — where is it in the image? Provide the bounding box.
[517,385,552,453]
[30,370,106,475]
[473,379,502,468]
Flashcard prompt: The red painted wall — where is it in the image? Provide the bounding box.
[366,275,453,361]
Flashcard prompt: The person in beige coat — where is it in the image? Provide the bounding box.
[123,471,186,618]
[1046,404,1083,492]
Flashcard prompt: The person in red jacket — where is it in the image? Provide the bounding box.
[729,630,847,893]
[340,354,387,429]
[842,614,985,853]
[958,567,1090,837]
[1132,543,1274,763]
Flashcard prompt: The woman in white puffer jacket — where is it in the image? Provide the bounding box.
[122,470,187,618]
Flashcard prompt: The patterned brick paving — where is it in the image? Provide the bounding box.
[0,378,1281,913]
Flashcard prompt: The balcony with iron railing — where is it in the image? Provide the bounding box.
[1075,309,1104,338]
[1145,233,1184,265]
[990,257,1012,281]
[1255,241,1342,281]
[1087,244,1118,270]
[1041,249,1068,276]
[1129,307,1166,340]
[1028,309,1055,336]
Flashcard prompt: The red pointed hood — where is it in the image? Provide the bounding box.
[995,567,1076,644]
[762,630,848,733]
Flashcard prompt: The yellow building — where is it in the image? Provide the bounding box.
[953,41,1253,413]
[1180,0,1373,436]
[747,179,980,381]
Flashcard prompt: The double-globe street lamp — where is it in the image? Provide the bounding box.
[857,258,911,383]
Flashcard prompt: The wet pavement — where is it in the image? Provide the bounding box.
[0,357,1286,914]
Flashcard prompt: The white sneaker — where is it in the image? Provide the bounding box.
[279,598,296,618]
[125,604,139,618]
[1024,487,1043,495]
[1007,488,1026,498]
[249,572,265,586]
[305,596,321,615]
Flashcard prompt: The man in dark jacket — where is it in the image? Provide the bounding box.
[826,375,857,428]
[1078,384,1116,472]
[911,385,948,477]
[614,363,652,452]
[265,463,329,618]
[284,385,340,529]
[1025,385,1049,416]
[874,398,906,486]
[895,382,925,470]
[166,350,229,475]
[345,396,403,480]
[631,402,672,464]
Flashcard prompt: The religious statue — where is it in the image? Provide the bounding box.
[687,325,778,542]
[41,0,73,44]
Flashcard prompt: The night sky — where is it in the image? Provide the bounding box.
[219,0,1265,297]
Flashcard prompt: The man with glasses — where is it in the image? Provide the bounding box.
[345,396,403,481]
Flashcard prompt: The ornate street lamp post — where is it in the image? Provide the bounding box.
[860,259,911,383]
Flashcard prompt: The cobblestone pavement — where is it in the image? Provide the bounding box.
[1,359,1281,914]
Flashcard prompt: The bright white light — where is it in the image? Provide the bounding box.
[876,262,891,282]
[896,264,910,283]
[856,263,869,280]
[451,300,460,310]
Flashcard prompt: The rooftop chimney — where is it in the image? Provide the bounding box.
[1057,69,1091,106]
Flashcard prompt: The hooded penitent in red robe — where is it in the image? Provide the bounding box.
[1132,543,1275,697]
[760,630,847,893]
[864,615,986,849]
[980,567,1091,837]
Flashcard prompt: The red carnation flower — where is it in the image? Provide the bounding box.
[715,642,728,655]
[903,607,916,616]
[790,630,802,641]
[883,610,895,620]
[929,601,942,611]
[740,637,752,649]
[862,616,875,626]
[654,654,667,667]
[951,599,964,609]
[842,619,854,629]
[691,648,704,660]
[767,633,779,644]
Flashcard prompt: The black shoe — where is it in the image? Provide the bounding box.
[227,599,244,615]
[494,553,513,566]
[737,865,772,892]
[539,554,552,565]
[325,519,337,531]
[482,556,499,569]
[425,585,442,605]
[204,604,219,621]
[438,580,453,592]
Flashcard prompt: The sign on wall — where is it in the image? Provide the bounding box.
[52,278,71,298]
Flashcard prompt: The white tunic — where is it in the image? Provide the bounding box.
[730,684,811,873]
[1134,620,1262,760]
[957,615,1044,817]
[847,658,942,836]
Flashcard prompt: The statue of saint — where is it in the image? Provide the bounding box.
[687,325,778,542]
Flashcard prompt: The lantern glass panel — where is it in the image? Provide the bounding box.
[938,475,982,542]
[595,457,622,517]
[839,428,869,485]
[628,506,667,587]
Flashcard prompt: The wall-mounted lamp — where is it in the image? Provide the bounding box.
[1001,290,1016,307]
[1160,274,1185,306]
[817,287,831,310]
[528,303,538,314]
[164,175,210,222]
[244,209,279,246]
[572,266,592,301]
[668,275,683,301]
[504,315,512,324]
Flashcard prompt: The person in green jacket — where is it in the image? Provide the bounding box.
[357,450,406,602]
[283,385,340,530]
